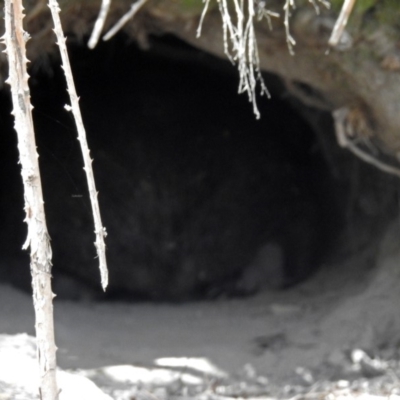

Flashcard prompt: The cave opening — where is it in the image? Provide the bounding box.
[0,34,396,302]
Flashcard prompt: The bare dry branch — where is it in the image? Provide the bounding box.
[198,0,329,118]
[88,0,112,49]
[48,0,109,290]
[103,0,148,42]
[329,0,356,48]
[3,0,58,398]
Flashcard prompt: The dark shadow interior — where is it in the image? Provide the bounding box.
[0,34,396,301]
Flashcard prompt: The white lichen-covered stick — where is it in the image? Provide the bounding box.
[328,0,356,47]
[103,0,148,42]
[48,0,109,290]
[3,0,59,398]
[88,0,112,49]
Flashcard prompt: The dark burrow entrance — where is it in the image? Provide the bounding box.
[0,35,398,301]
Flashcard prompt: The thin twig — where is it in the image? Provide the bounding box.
[307,0,331,15]
[88,0,112,49]
[196,0,211,38]
[103,0,148,42]
[48,0,109,290]
[283,0,296,55]
[333,108,400,179]
[257,7,279,30]
[328,0,356,47]
[3,0,58,398]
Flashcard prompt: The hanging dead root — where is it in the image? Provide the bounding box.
[198,0,272,119]
[86,0,355,120]
[197,0,330,119]
[333,107,400,180]
[48,0,109,290]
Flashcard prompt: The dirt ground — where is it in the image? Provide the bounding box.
[2,220,400,399]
